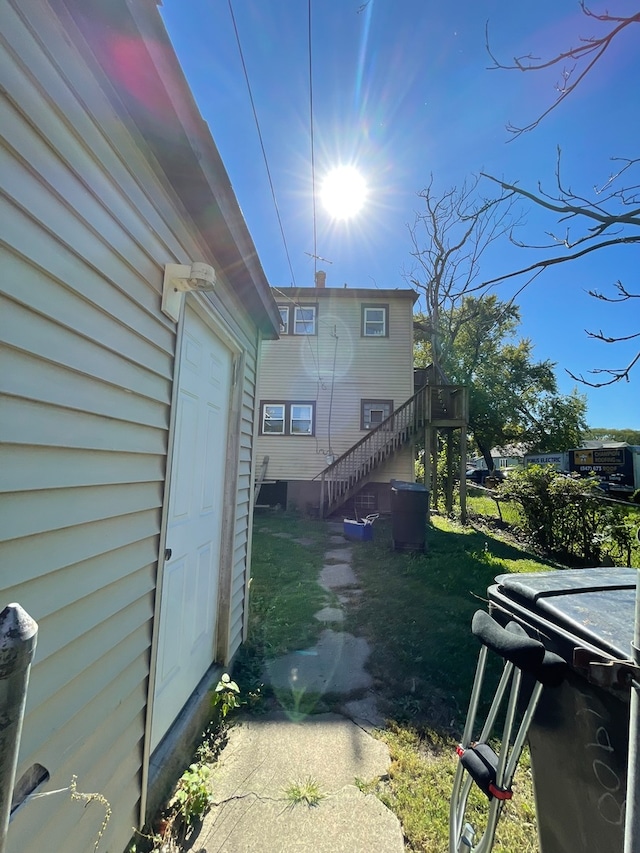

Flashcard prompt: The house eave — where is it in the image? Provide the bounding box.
[56,0,280,338]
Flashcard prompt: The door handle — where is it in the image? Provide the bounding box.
[164,548,172,561]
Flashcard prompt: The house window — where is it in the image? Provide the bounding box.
[260,402,315,436]
[278,306,289,334]
[361,304,389,337]
[290,404,313,435]
[262,403,285,434]
[294,306,317,335]
[277,304,317,335]
[361,399,393,430]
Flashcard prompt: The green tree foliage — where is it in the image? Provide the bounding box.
[498,465,636,566]
[415,295,587,468]
[584,427,640,446]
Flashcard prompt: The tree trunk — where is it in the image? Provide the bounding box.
[475,437,494,471]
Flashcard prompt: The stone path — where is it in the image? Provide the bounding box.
[190,519,403,852]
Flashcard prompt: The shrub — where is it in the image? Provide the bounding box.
[497,465,634,565]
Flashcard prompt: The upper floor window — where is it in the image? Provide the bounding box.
[278,306,289,334]
[260,401,315,436]
[362,304,389,337]
[276,304,317,335]
[294,306,316,335]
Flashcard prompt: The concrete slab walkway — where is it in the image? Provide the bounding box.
[188,520,405,852]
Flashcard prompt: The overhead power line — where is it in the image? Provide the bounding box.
[308,0,319,281]
[227,0,297,287]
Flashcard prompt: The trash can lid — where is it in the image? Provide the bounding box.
[390,479,429,492]
[492,567,637,661]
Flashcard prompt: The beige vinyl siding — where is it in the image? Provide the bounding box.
[1,6,198,853]
[257,291,415,481]
[1,4,267,851]
[227,347,259,659]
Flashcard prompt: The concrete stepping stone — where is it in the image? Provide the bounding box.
[314,606,345,623]
[324,548,353,563]
[264,629,373,697]
[341,692,387,731]
[319,563,357,590]
[329,534,347,544]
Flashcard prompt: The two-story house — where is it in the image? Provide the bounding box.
[256,273,419,515]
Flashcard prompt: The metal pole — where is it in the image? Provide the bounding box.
[0,604,38,853]
[624,568,640,853]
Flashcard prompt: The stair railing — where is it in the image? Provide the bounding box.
[317,384,430,514]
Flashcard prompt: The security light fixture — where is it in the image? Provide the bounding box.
[161,262,216,322]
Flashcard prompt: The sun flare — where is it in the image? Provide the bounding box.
[320,166,368,220]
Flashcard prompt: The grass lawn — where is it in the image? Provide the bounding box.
[243,509,558,852]
[246,513,330,658]
[346,514,553,852]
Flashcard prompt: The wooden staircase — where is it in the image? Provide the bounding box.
[317,383,467,517]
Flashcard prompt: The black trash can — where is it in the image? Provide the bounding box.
[390,479,430,552]
[488,567,635,853]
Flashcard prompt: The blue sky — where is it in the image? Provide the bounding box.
[160,0,639,430]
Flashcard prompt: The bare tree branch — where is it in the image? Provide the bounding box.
[589,281,640,302]
[486,4,640,138]
[405,177,518,372]
[566,351,640,387]
[483,6,640,385]
[482,152,640,384]
[482,233,640,288]
[586,330,640,344]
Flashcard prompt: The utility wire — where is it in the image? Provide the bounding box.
[228,0,297,287]
[308,0,318,281]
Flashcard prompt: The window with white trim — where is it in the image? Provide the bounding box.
[262,403,285,434]
[278,306,289,334]
[260,402,315,436]
[276,304,317,335]
[361,304,389,337]
[361,399,393,430]
[290,404,313,435]
[294,306,317,335]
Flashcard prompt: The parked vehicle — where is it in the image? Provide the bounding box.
[569,444,640,498]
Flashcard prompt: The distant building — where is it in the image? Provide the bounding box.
[256,276,418,515]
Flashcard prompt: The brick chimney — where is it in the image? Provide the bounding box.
[315,270,327,288]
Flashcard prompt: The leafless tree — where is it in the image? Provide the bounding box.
[406,177,517,375]
[483,3,640,385]
[486,3,640,139]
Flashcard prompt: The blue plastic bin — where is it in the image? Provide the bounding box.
[343,519,374,541]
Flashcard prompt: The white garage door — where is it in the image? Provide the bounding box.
[151,303,232,750]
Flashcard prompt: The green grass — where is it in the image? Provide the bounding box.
[283,776,325,807]
[378,725,537,853]
[245,511,554,852]
[247,513,329,658]
[346,515,555,724]
[344,515,551,852]
[467,490,524,526]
